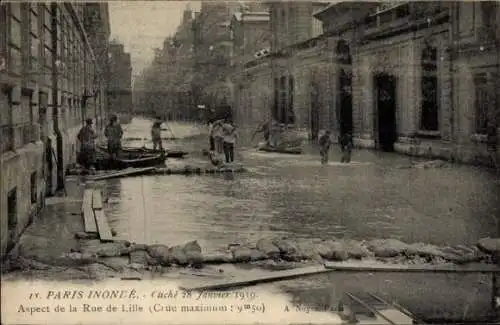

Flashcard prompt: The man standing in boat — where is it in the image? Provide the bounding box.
[104,114,123,160]
[77,118,98,173]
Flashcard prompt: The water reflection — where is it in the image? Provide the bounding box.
[104,117,498,249]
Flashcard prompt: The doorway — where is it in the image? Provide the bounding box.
[310,82,320,141]
[339,69,353,136]
[374,73,397,152]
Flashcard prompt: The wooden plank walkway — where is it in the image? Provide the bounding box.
[87,167,155,181]
[92,189,103,210]
[179,265,331,291]
[81,189,97,233]
[324,261,500,273]
[94,209,113,242]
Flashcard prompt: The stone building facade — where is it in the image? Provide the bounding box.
[231,1,328,140]
[0,3,109,258]
[230,9,271,135]
[192,2,241,111]
[135,6,196,120]
[83,3,111,130]
[108,42,132,117]
[234,1,499,165]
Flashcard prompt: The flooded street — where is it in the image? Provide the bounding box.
[97,117,500,321]
[106,117,499,251]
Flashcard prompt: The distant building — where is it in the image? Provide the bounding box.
[83,2,111,129]
[108,41,132,117]
[192,1,241,112]
[0,3,110,258]
[234,1,500,166]
[230,6,271,131]
[135,5,196,120]
[231,1,328,140]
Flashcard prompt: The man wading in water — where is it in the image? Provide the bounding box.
[339,131,353,163]
[252,120,270,146]
[319,130,333,165]
[222,119,237,164]
[486,119,498,175]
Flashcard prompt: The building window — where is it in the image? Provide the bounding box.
[279,76,287,123]
[273,77,279,121]
[1,5,7,61]
[0,89,13,153]
[30,172,37,204]
[43,6,52,71]
[474,73,490,135]
[7,187,18,251]
[288,76,295,124]
[419,44,439,131]
[30,10,39,71]
[288,7,296,42]
[8,4,22,74]
[336,40,352,65]
[20,93,33,145]
[9,5,22,47]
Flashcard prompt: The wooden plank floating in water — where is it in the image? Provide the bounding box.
[93,209,113,242]
[87,167,156,181]
[179,265,331,291]
[82,189,97,233]
[324,261,500,273]
[152,166,246,175]
[92,190,103,210]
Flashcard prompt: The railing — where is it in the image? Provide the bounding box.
[1,125,14,153]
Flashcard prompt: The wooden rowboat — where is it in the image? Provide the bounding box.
[98,145,187,159]
[119,146,188,158]
[258,145,303,155]
[95,147,166,170]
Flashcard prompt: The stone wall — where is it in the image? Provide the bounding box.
[1,84,45,259]
[452,48,498,165]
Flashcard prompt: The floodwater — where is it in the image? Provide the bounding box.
[106,117,499,250]
[102,117,499,321]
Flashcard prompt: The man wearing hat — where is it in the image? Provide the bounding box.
[77,118,98,172]
[104,114,123,159]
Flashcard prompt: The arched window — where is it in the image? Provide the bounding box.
[336,40,352,65]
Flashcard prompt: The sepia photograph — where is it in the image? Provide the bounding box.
[0,0,500,324]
